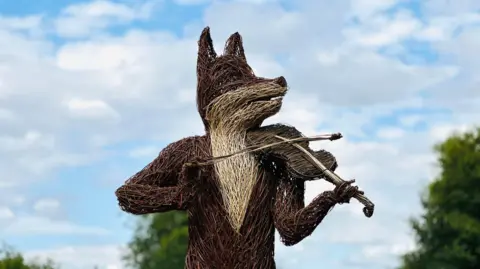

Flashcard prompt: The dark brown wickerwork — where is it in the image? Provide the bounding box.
[115,26,372,269]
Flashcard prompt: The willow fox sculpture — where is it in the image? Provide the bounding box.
[116,27,374,268]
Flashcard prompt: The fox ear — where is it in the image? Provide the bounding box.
[197,27,217,80]
[224,32,246,61]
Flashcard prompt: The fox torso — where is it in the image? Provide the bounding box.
[185,135,277,268]
[209,130,260,232]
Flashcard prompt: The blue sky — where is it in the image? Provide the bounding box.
[0,0,479,268]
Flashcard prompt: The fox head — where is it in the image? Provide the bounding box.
[196,27,288,132]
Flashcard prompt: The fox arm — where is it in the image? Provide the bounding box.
[115,137,201,214]
[273,177,337,246]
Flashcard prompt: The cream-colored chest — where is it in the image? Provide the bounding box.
[209,132,259,232]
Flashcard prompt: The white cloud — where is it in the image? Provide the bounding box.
[429,123,470,142]
[423,0,480,17]
[415,25,448,41]
[33,198,61,215]
[0,15,43,31]
[0,206,15,219]
[438,27,480,72]
[0,131,55,152]
[65,98,120,120]
[25,244,125,269]
[128,145,158,159]
[289,49,457,106]
[56,43,137,71]
[399,114,424,127]
[346,238,416,267]
[174,0,211,5]
[3,216,110,236]
[354,12,421,47]
[377,127,405,139]
[349,0,400,19]
[266,95,322,137]
[54,0,158,38]
[199,1,309,54]
[0,108,15,121]
[361,239,416,259]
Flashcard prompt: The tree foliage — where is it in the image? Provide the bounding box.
[399,128,480,269]
[0,245,58,269]
[123,211,188,269]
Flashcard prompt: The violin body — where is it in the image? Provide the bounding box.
[246,123,338,182]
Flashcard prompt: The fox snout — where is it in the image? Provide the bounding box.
[206,78,287,130]
[274,76,287,88]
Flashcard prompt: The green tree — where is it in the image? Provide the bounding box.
[0,244,58,269]
[123,211,188,269]
[399,128,480,269]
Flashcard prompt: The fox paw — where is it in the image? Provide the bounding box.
[333,179,364,204]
